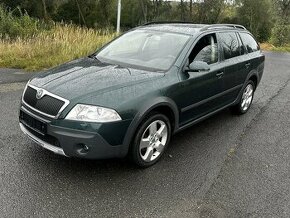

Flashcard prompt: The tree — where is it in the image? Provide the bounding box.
[190,0,193,15]
[180,0,184,20]
[41,0,48,20]
[0,0,23,9]
[236,0,273,42]
[0,0,285,43]
[75,0,86,25]
[195,0,225,23]
[271,0,290,45]
[140,0,148,23]
[274,0,290,22]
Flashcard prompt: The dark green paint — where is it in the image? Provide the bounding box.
[24,23,265,159]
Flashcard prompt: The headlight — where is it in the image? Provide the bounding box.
[65,104,122,123]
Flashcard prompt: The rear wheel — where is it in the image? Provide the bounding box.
[231,80,255,115]
[130,113,171,167]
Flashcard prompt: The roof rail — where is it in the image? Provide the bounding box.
[143,21,195,26]
[201,24,247,31]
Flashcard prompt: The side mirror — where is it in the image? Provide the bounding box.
[187,61,210,72]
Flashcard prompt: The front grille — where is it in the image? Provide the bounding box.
[23,86,65,117]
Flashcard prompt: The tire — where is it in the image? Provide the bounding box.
[130,113,172,168]
[231,80,255,115]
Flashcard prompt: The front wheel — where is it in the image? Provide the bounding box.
[231,81,255,115]
[130,113,171,167]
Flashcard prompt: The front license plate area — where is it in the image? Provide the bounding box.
[20,111,47,135]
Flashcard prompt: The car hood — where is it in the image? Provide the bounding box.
[29,57,164,101]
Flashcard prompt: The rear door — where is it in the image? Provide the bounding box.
[217,31,247,105]
[238,32,265,84]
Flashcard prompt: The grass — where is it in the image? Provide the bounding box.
[0,24,116,71]
[260,42,290,53]
[0,21,288,71]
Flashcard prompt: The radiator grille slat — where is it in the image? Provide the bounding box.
[23,86,65,117]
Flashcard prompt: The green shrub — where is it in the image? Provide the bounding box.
[0,4,116,71]
[0,5,48,39]
[0,23,116,71]
[271,24,290,46]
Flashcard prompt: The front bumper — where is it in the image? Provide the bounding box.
[20,123,67,156]
[19,107,131,159]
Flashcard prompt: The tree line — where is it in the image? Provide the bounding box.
[0,0,289,44]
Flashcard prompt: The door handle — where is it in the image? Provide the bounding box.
[245,63,251,68]
[216,72,224,78]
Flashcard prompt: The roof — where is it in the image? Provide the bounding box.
[139,22,247,35]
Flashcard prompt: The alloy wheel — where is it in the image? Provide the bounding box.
[139,120,168,162]
[241,84,254,111]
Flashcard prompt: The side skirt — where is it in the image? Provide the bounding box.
[175,101,236,133]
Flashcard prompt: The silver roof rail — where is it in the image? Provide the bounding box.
[143,21,195,26]
[201,24,247,31]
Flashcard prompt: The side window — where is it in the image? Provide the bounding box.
[239,32,259,53]
[219,32,240,60]
[188,33,218,65]
[236,33,246,55]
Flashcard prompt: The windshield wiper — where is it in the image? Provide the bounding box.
[88,54,103,63]
[88,54,96,59]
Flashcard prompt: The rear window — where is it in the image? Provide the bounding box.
[219,32,240,60]
[239,32,259,53]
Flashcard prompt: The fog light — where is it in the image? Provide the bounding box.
[76,143,90,155]
[83,144,89,151]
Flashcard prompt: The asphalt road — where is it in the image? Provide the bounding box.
[1,51,290,217]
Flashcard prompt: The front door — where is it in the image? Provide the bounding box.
[173,33,225,126]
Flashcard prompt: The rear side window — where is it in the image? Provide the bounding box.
[239,33,259,53]
[219,32,240,60]
[236,33,246,55]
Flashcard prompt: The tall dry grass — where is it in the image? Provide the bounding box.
[0,24,116,71]
[260,42,290,53]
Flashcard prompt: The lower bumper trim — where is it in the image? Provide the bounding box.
[19,123,68,157]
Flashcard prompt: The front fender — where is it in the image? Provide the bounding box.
[122,96,179,153]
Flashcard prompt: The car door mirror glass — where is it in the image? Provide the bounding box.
[187,61,210,72]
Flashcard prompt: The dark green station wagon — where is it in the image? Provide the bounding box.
[19,23,265,167]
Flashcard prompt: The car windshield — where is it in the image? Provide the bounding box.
[96,30,190,71]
